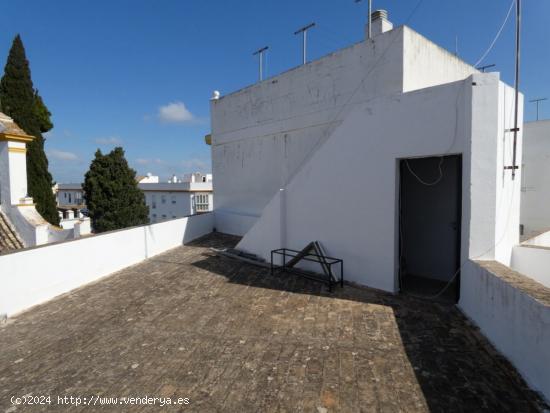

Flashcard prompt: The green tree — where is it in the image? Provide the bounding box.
[0,35,59,225]
[33,90,53,133]
[83,147,149,233]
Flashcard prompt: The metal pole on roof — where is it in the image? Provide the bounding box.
[253,46,269,82]
[368,0,372,39]
[354,0,372,39]
[529,98,547,121]
[511,0,521,180]
[294,23,316,65]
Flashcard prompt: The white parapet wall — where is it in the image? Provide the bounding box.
[511,245,550,288]
[0,213,214,317]
[459,260,550,401]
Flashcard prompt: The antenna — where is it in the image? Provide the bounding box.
[355,0,373,39]
[252,46,269,82]
[455,35,459,56]
[529,98,547,121]
[294,23,316,65]
[504,0,521,179]
[476,63,496,72]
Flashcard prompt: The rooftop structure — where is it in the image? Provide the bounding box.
[521,119,550,238]
[207,11,550,401]
[0,112,90,246]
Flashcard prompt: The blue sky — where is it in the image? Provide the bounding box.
[1,0,549,183]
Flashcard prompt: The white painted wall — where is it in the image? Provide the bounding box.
[402,27,477,93]
[0,213,214,317]
[143,190,213,223]
[0,141,28,205]
[521,120,550,237]
[237,74,520,292]
[211,28,405,235]
[57,188,84,206]
[211,26,481,236]
[237,79,471,292]
[522,229,550,248]
[511,245,550,288]
[459,260,550,401]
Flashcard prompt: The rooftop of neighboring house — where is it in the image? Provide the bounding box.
[0,112,33,138]
[56,183,83,191]
[138,181,212,192]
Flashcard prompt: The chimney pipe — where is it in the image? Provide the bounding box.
[368,9,393,38]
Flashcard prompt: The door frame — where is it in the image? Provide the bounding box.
[396,154,463,302]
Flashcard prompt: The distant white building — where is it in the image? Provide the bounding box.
[521,119,550,237]
[55,183,85,208]
[54,173,213,225]
[136,172,159,184]
[140,173,213,223]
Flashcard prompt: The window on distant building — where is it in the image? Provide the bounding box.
[194,193,209,212]
[152,213,157,223]
[68,193,72,203]
[161,195,166,204]
[202,176,206,182]
[161,214,167,220]
[152,194,157,209]
[171,195,176,204]
[64,193,67,199]
[172,215,176,219]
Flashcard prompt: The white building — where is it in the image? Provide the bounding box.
[136,172,160,184]
[140,175,213,223]
[55,173,213,225]
[208,11,550,400]
[520,119,550,238]
[55,183,85,208]
[0,112,90,246]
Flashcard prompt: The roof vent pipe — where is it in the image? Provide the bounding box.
[368,9,393,38]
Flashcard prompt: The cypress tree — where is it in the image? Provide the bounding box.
[83,147,149,233]
[0,35,59,225]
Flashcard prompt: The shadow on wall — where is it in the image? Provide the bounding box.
[150,234,547,412]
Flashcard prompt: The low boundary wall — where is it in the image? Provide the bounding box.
[459,260,550,402]
[0,213,214,317]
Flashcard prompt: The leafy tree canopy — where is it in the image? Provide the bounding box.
[83,147,149,233]
[0,34,59,225]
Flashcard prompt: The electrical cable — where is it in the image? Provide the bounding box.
[474,0,515,68]
[405,157,444,186]
[400,87,520,301]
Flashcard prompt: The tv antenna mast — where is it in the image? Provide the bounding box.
[355,0,373,39]
[529,98,547,121]
[294,23,316,65]
[253,46,269,82]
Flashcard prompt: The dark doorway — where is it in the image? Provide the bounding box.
[398,155,462,302]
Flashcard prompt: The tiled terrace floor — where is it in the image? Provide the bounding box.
[0,233,547,412]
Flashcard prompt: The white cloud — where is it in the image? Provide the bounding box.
[158,101,195,123]
[48,149,79,161]
[95,136,122,145]
[181,158,209,171]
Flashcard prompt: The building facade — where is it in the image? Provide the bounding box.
[140,179,213,223]
[209,11,522,294]
[55,173,213,225]
[521,119,550,238]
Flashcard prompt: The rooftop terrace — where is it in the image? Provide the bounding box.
[0,233,547,412]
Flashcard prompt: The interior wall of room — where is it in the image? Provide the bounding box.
[399,155,461,282]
